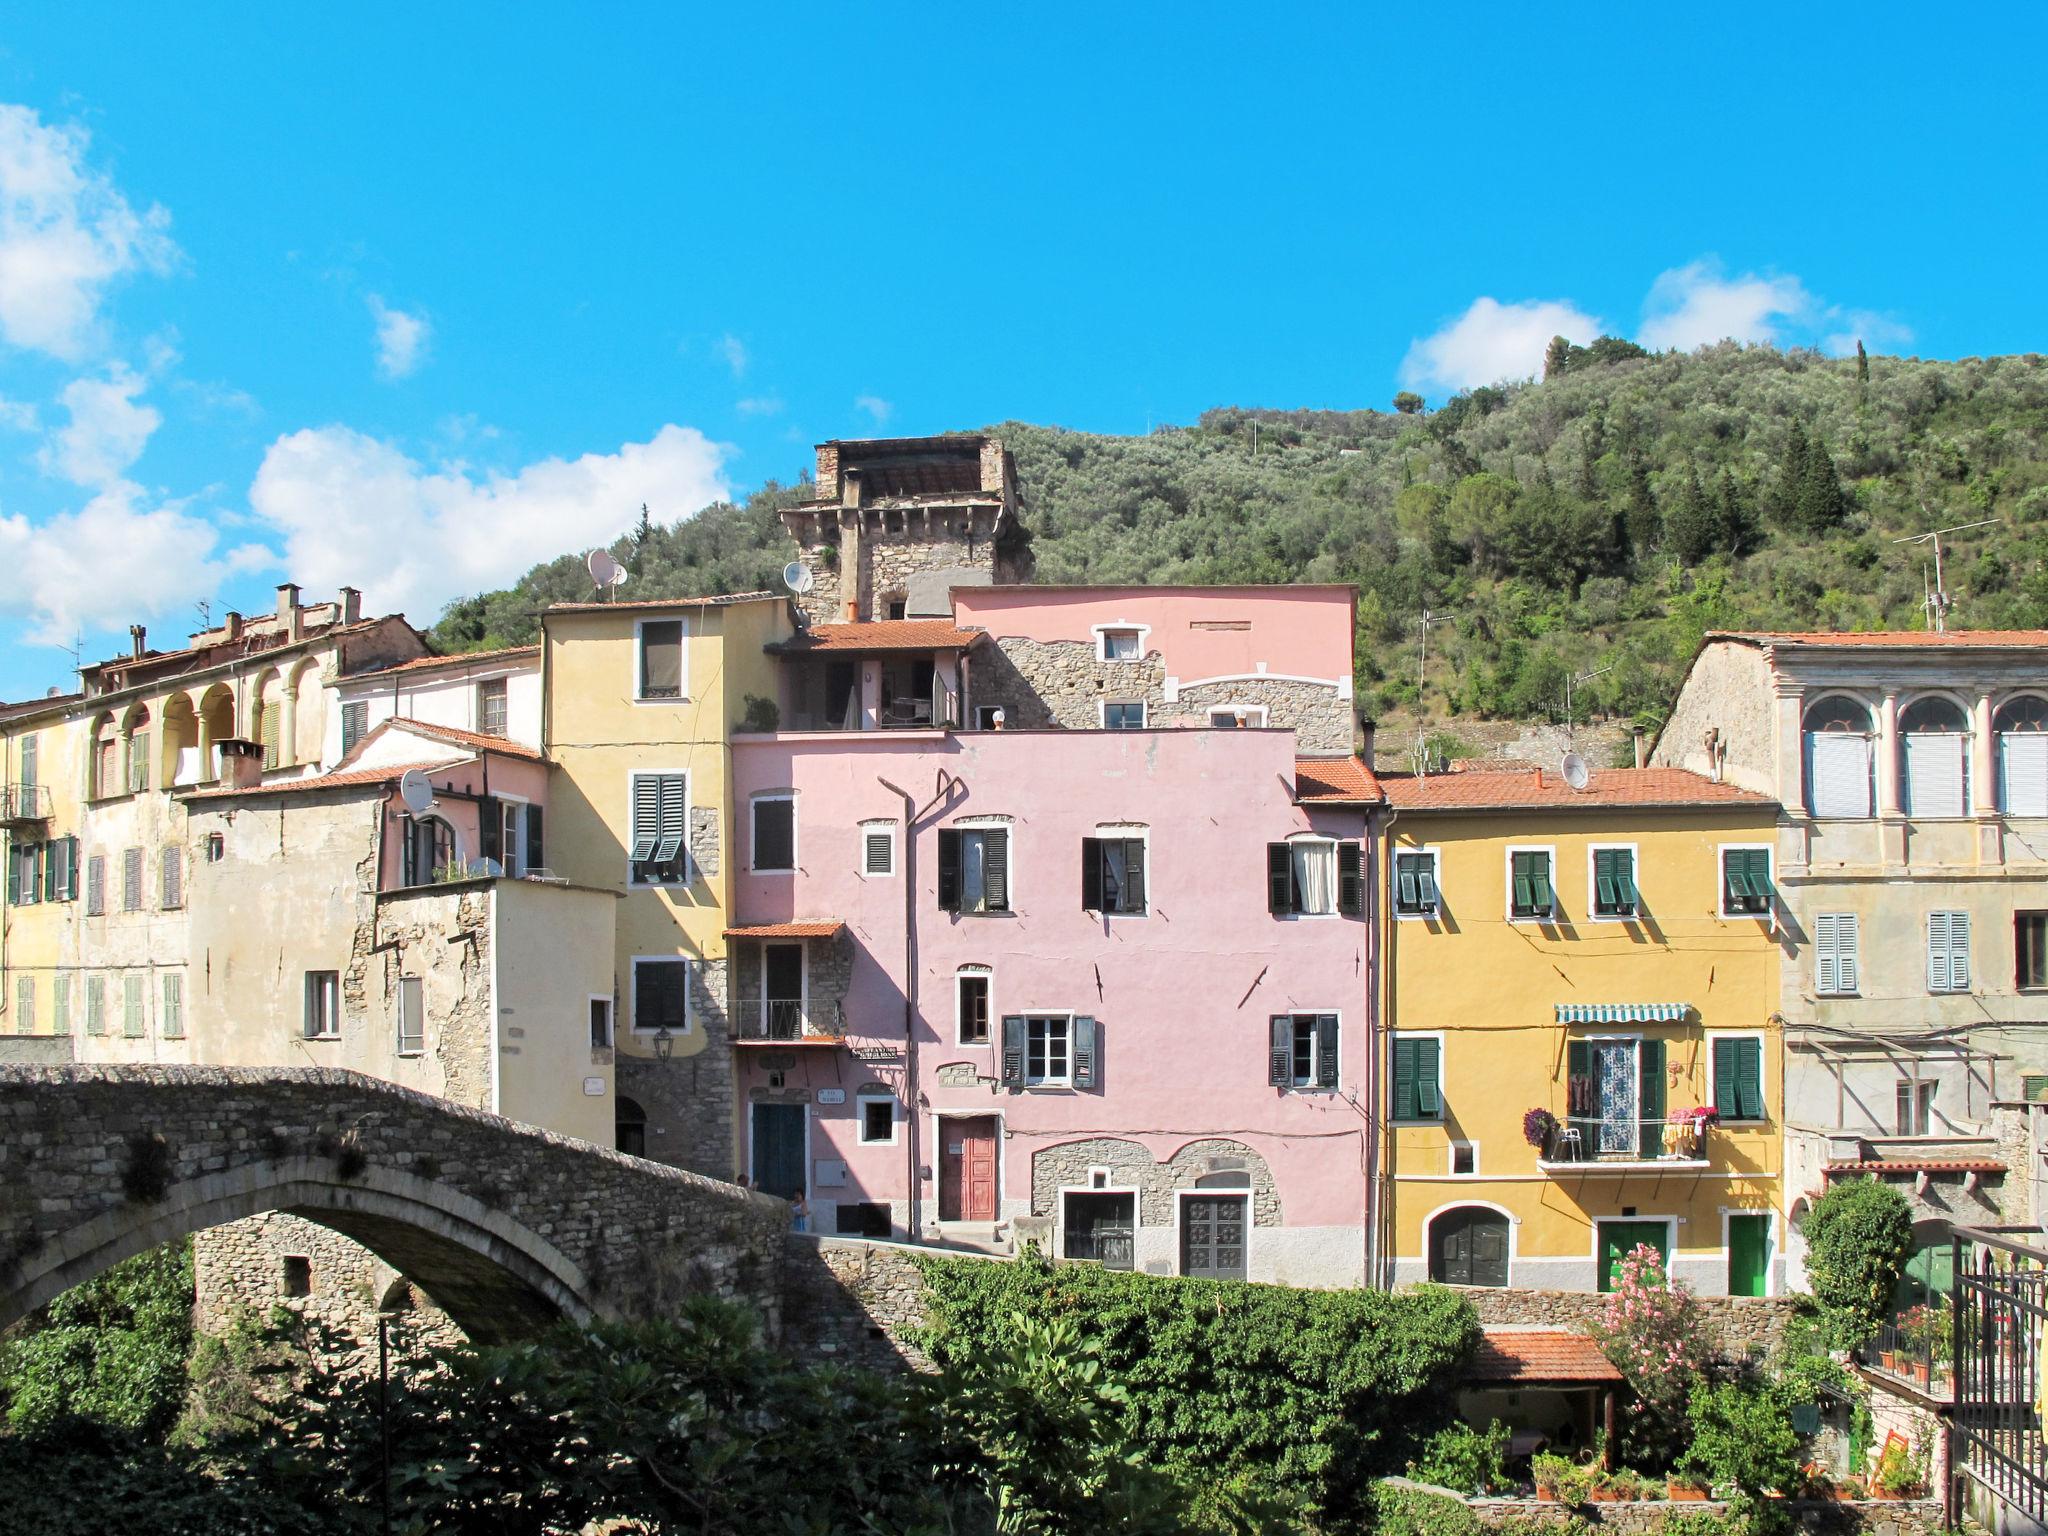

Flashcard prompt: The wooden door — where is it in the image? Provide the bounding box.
[940,1117,997,1221]
[1598,1220,1670,1292]
[1431,1208,1509,1287]
[1727,1215,1771,1298]
[1181,1195,1248,1280]
[751,1104,806,1201]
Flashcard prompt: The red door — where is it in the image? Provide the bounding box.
[941,1117,998,1221]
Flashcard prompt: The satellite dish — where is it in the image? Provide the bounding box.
[782,560,815,595]
[587,549,622,591]
[398,769,435,816]
[479,857,503,879]
[1560,752,1591,791]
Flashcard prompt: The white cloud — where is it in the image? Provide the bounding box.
[0,396,38,432]
[1822,310,1915,359]
[736,394,783,417]
[1639,260,1812,352]
[0,103,177,360]
[1400,297,1602,394]
[248,422,733,624]
[854,393,893,425]
[718,333,748,379]
[368,294,431,379]
[38,363,159,487]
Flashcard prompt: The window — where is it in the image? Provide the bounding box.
[1268,1012,1339,1090]
[1897,1079,1936,1137]
[52,975,69,1036]
[2020,913,2048,990]
[1928,910,1972,993]
[1721,847,1774,916]
[303,971,340,1039]
[637,619,684,699]
[957,970,991,1045]
[999,1013,1099,1089]
[885,597,907,622]
[1027,1015,1070,1085]
[633,957,689,1034]
[1711,1035,1766,1121]
[858,1094,897,1145]
[629,773,688,884]
[161,973,183,1040]
[751,795,795,872]
[1390,1035,1442,1120]
[615,1096,647,1157]
[1815,912,1861,995]
[939,826,1010,914]
[19,732,35,788]
[1393,850,1439,917]
[1267,839,1364,917]
[204,832,225,864]
[122,973,144,1038]
[340,700,369,756]
[1508,849,1554,920]
[1804,695,1874,818]
[476,678,508,738]
[525,804,544,874]
[121,847,143,912]
[974,705,1005,731]
[1099,628,1141,661]
[589,996,614,1049]
[1901,696,1971,818]
[396,976,424,1056]
[403,816,453,884]
[13,977,32,1033]
[281,1256,312,1298]
[1103,701,1145,730]
[160,845,183,910]
[1209,705,1267,728]
[86,854,105,915]
[1568,1037,1667,1157]
[1081,835,1147,915]
[85,976,104,1036]
[861,826,895,876]
[1591,847,1638,919]
[1450,1143,1478,1177]
[6,843,35,906]
[1996,697,2048,815]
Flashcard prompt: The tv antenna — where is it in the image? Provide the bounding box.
[195,599,212,627]
[1562,664,1614,744]
[1416,607,1442,700]
[1893,518,1997,632]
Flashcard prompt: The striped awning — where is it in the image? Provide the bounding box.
[1554,1003,1692,1025]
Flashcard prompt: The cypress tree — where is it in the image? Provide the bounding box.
[1666,463,1718,565]
[1798,439,1848,530]
[1623,449,1660,556]
[1767,421,1810,526]
[1544,335,1572,381]
[1717,469,1757,556]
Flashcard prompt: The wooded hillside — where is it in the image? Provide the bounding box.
[431,344,2048,734]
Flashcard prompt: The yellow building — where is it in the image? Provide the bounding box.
[540,592,794,1176]
[1378,764,1785,1296]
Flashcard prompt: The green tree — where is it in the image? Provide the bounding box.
[1393,390,1425,415]
[1665,463,1720,565]
[1798,437,1849,530]
[1767,420,1811,526]
[1678,1380,1803,1534]
[1543,335,1572,381]
[0,1240,193,1440]
[1803,1178,1913,1344]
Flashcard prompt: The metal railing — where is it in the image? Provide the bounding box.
[730,998,844,1042]
[1858,1310,1953,1399]
[1952,1225,2048,1526]
[1549,1115,1713,1163]
[1064,1226,1134,1270]
[0,783,50,821]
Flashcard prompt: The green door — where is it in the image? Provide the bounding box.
[1894,1236,1955,1311]
[1598,1220,1670,1292]
[1727,1214,1771,1297]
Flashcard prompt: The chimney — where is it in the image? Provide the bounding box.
[128,624,146,659]
[1632,727,1646,769]
[218,739,263,789]
[276,582,300,623]
[338,586,362,625]
[1357,714,1377,766]
[222,611,243,641]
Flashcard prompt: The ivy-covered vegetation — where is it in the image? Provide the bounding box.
[913,1247,1478,1527]
[429,345,2048,735]
[1801,1178,1914,1346]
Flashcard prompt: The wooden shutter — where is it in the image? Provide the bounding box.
[1267,843,1293,914]
[37,842,52,903]
[2002,734,2048,816]
[52,975,68,1036]
[1072,1016,1098,1089]
[1080,837,1102,910]
[19,733,35,788]
[1316,1015,1340,1089]
[1929,911,1953,992]
[123,974,143,1038]
[1834,912,1859,993]
[4,845,17,905]
[654,776,687,867]
[86,854,104,915]
[480,798,503,865]
[1123,839,1145,913]
[1270,1016,1293,1088]
[864,830,890,874]
[634,963,659,1032]
[1000,1014,1027,1087]
[162,974,183,1039]
[123,847,143,911]
[260,708,280,770]
[1395,854,1417,911]
[1713,1036,1739,1117]
[938,829,962,911]
[983,830,1009,911]
[1905,733,1967,818]
[1736,1038,1764,1120]
[1416,1038,1441,1117]
[1638,1038,1666,1156]
[1338,841,1364,916]
[161,846,182,909]
[1930,910,1971,991]
[86,976,104,1036]
[630,776,660,863]
[1815,913,1842,995]
[526,805,544,873]
[1809,733,1872,818]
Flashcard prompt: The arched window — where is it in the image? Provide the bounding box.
[1428,1205,1510,1287]
[197,685,235,782]
[401,814,460,886]
[121,704,151,795]
[90,715,118,799]
[1899,695,1970,819]
[1804,695,1874,819]
[160,694,198,788]
[616,1096,648,1158]
[1996,697,2048,816]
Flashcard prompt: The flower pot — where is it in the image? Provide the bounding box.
[1879,1350,1897,1371]
[1667,1483,1708,1502]
[1535,1486,1557,1504]
[1909,1361,1932,1386]
[1589,1489,1622,1504]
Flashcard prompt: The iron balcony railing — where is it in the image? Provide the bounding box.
[1063,1225,1135,1270]
[731,998,845,1042]
[1857,1311,1953,1399]
[1952,1225,2048,1527]
[1543,1114,1715,1165]
[0,784,50,822]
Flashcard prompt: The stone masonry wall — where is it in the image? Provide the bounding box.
[1027,1136,1279,1227]
[1455,1284,1803,1360]
[616,956,734,1180]
[779,1233,950,1375]
[1382,1480,1949,1536]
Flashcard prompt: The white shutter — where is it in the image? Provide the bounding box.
[1836,912,1859,994]
[2001,734,2048,817]
[1949,910,1971,990]
[1810,734,1873,818]
[1904,733,1967,818]
[1816,914,1840,994]
[1928,911,1953,992]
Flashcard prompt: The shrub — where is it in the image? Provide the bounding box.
[1407,1418,1509,1496]
[1678,1380,1802,1533]
[0,1240,193,1440]
[1872,1437,1929,1496]
[1590,1244,1708,1468]
[1803,1179,1913,1345]
[1371,1480,1481,1536]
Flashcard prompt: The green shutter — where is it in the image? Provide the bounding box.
[1392,1038,1417,1120]
[5,845,18,907]
[1737,1038,1764,1121]
[1530,855,1552,914]
[1416,1038,1442,1118]
[1639,1038,1666,1157]
[1713,1036,1738,1118]
[1337,841,1365,916]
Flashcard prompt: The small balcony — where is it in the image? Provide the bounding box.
[730,997,846,1045]
[1857,1307,1954,1401]
[0,784,50,823]
[1536,1110,1717,1173]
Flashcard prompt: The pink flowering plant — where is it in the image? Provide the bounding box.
[1591,1245,1709,1469]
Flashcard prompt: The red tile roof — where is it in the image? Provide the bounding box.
[347,645,539,677]
[1294,756,1383,802]
[182,763,456,800]
[388,720,544,761]
[1381,766,1775,812]
[1717,629,2048,649]
[723,922,847,939]
[1466,1330,1622,1385]
[546,592,781,614]
[769,619,984,654]
[1827,1159,2005,1176]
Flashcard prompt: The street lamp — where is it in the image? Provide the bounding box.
[652,1026,674,1063]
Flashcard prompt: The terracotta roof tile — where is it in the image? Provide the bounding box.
[1717,629,2048,649]
[388,720,544,761]
[546,592,782,614]
[723,922,847,939]
[1827,1159,2005,1175]
[182,763,457,801]
[1295,755,1384,802]
[1381,766,1775,812]
[768,619,984,654]
[347,645,539,677]
[1466,1330,1623,1385]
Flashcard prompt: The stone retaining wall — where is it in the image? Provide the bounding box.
[779,1233,964,1374]
[1455,1284,1803,1360]
[194,1211,463,1354]
[1385,1480,1949,1535]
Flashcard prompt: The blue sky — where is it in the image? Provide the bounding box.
[0,4,2041,697]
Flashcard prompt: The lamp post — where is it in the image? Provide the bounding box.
[653,1025,674,1063]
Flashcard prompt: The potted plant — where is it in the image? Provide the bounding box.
[1871,1440,1926,1500]
[1523,1106,1557,1155]
[1532,1452,1573,1503]
[1667,1470,1710,1501]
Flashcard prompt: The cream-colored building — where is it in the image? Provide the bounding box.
[325,645,542,768]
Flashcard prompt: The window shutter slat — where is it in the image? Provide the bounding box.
[1950,910,1971,990]
[1072,1016,1098,1089]
[1816,913,1839,994]
[983,829,1008,911]
[1713,1036,1737,1117]
[1080,837,1102,911]
[1124,839,1145,912]
[1000,1014,1027,1087]
[1839,913,1860,993]
[1317,1015,1340,1089]
[938,829,961,911]
[1338,841,1364,916]
[1738,1039,1764,1120]
[1267,843,1292,914]
[1416,1039,1441,1117]
[1639,1037,1666,1156]
[1272,1016,1295,1089]
[1928,911,1951,992]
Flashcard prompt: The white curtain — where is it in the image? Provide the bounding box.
[2002,734,2048,817]
[1808,733,1873,819]
[961,834,986,911]
[1291,840,1336,915]
[1903,733,1968,818]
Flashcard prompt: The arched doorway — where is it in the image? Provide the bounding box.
[1429,1205,1510,1287]
[616,1096,647,1158]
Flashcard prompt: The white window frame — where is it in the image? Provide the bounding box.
[1896,1078,1937,1137]
[858,819,897,878]
[953,816,1017,916]
[588,993,614,1050]
[1392,845,1441,921]
[1284,1009,1341,1091]
[1208,703,1269,728]
[632,614,690,704]
[1098,699,1147,730]
[1717,842,1775,922]
[626,770,691,887]
[1091,622,1150,662]
[1503,843,1558,924]
[630,953,692,1036]
[1448,1140,1479,1178]
[396,974,425,1057]
[856,1091,900,1146]
[956,965,993,1048]
[1279,831,1341,919]
[1025,1012,1074,1087]
[1705,1029,1768,1124]
[1086,824,1150,920]
[1585,841,1640,923]
[475,676,511,738]
[303,970,341,1040]
[750,792,797,875]
[1389,1028,1446,1124]
[1172,1187,1253,1279]
[493,790,529,877]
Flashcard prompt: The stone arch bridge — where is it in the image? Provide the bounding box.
[0,1065,789,1342]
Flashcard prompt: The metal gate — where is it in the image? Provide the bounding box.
[1952,1225,2048,1527]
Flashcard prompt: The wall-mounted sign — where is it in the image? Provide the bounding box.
[816,1088,847,1104]
[850,1045,902,1063]
[582,1077,605,1097]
